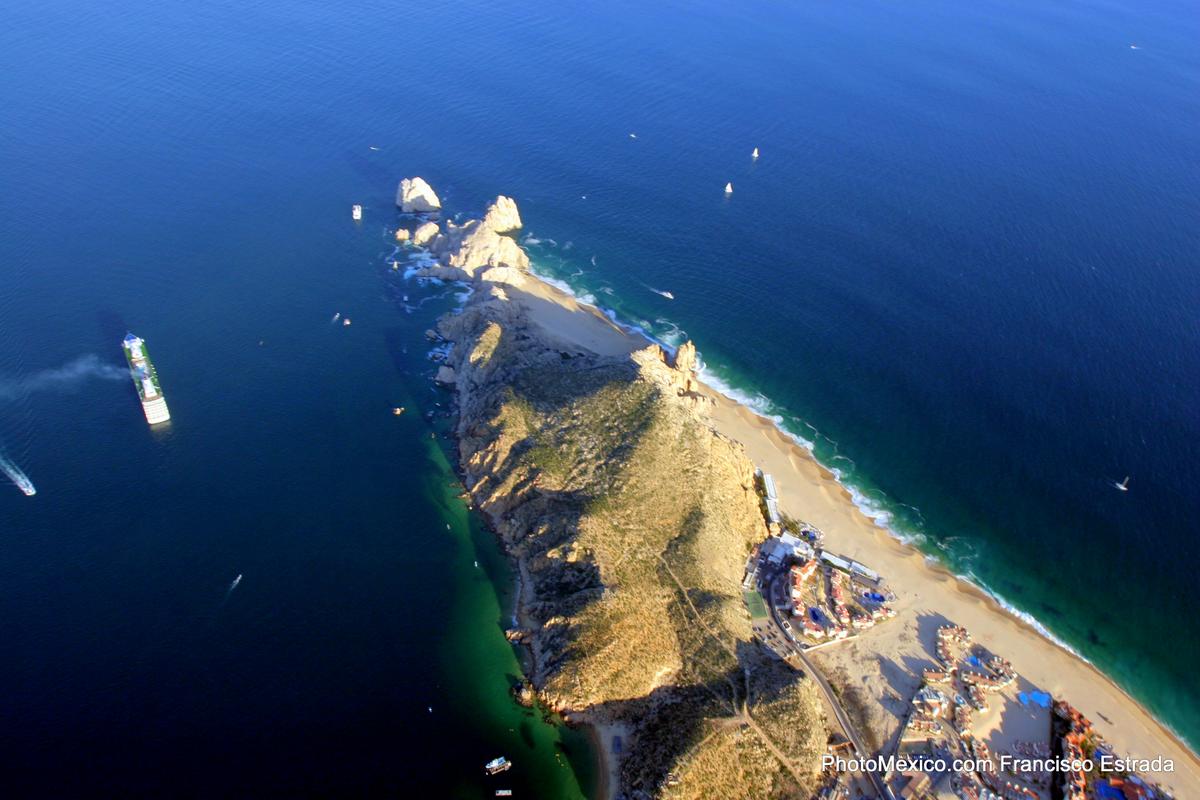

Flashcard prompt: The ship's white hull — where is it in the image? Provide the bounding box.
[142,396,171,424]
[124,334,171,425]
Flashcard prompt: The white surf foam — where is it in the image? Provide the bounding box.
[0,453,36,496]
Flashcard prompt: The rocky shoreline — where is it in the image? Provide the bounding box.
[395,177,1200,800]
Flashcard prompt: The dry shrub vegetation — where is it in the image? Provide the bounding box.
[448,309,827,798]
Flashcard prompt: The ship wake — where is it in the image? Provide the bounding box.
[0,355,126,400]
[0,453,36,496]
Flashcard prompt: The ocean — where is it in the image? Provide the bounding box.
[1,0,1197,793]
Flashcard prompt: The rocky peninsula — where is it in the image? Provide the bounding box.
[401,182,826,798]
[396,179,1200,800]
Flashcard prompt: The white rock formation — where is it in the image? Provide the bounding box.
[432,219,530,276]
[413,221,440,246]
[478,265,527,287]
[395,228,411,242]
[396,177,442,212]
[482,195,522,233]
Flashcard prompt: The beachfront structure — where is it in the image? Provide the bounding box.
[818,550,885,588]
[760,536,788,566]
[850,609,875,629]
[820,551,852,572]
[790,559,819,599]
[755,469,782,526]
[760,531,814,567]
[779,531,814,561]
[913,686,949,717]
[762,472,779,501]
[764,496,781,525]
[742,543,762,587]
[936,624,971,665]
[850,561,881,585]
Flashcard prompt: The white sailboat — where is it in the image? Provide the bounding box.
[1114,476,1130,492]
[724,182,733,194]
[752,147,759,159]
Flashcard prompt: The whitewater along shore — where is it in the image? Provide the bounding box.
[404,181,1199,798]
[701,395,1200,794]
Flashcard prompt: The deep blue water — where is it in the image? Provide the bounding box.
[1,0,1198,793]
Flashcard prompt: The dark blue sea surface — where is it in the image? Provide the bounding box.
[1,0,1197,793]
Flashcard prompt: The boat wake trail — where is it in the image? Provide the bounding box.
[0,355,126,401]
[220,574,243,606]
[0,452,36,496]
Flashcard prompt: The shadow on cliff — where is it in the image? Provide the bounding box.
[453,314,821,798]
[454,318,658,642]
[580,643,817,799]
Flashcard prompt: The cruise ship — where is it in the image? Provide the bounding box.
[122,333,171,424]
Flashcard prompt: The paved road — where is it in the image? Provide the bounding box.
[764,574,896,800]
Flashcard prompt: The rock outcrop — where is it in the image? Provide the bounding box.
[413,221,439,246]
[430,217,530,277]
[632,340,701,398]
[482,195,522,233]
[477,265,527,287]
[673,340,697,381]
[396,177,442,212]
[399,185,532,283]
[395,228,411,242]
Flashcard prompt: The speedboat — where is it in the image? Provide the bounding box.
[485,756,512,775]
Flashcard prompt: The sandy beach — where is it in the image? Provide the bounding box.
[701,394,1199,796]
[507,269,1200,798]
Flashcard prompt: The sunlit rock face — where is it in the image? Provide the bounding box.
[396,176,442,212]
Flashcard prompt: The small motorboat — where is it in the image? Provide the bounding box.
[392,407,405,416]
[485,756,512,775]
[351,204,363,221]
[342,318,352,327]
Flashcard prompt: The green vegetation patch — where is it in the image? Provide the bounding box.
[744,590,769,621]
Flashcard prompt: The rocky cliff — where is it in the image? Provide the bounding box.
[396,176,442,212]
[425,185,825,798]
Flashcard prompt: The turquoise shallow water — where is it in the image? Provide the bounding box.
[1,0,1198,792]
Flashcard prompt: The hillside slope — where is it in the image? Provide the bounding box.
[436,284,826,798]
